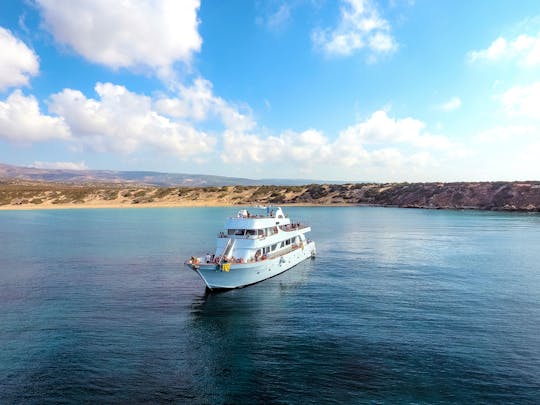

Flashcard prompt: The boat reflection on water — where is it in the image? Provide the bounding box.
[190,256,314,313]
[184,258,315,403]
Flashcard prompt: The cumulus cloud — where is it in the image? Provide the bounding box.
[312,0,397,57]
[36,0,201,75]
[334,112,449,167]
[0,90,70,142]
[221,128,332,164]
[155,77,255,132]
[48,82,215,157]
[221,110,454,173]
[31,161,88,170]
[338,110,452,151]
[498,81,540,118]
[222,131,284,164]
[0,26,39,91]
[468,33,540,67]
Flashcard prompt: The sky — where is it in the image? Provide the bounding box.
[1,0,540,182]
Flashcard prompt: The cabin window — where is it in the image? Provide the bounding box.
[246,229,256,236]
[271,244,277,251]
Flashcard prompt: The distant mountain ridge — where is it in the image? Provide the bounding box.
[0,163,331,187]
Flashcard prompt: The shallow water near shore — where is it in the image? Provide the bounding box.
[1,206,540,403]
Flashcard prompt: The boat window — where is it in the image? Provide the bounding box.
[246,229,256,236]
[258,229,264,236]
[271,244,277,251]
[285,239,290,245]
[280,242,284,248]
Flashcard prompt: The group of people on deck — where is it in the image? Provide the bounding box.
[203,251,267,264]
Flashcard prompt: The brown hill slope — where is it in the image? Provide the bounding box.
[1,181,540,211]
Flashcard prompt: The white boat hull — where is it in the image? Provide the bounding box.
[187,241,316,290]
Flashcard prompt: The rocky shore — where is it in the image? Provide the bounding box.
[1,181,540,211]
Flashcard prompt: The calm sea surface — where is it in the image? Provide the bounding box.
[1,207,540,404]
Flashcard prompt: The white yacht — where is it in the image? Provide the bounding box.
[185,206,316,290]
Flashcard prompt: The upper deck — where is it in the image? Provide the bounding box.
[225,206,290,230]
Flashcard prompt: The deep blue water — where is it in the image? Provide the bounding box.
[1,206,540,404]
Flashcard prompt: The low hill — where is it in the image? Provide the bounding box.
[0,163,327,187]
[2,181,540,211]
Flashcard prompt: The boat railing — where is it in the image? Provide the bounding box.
[279,223,309,232]
[218,224,307,239]
[217,233,268,240]
[188,239,313,268]
[228,214,287,220]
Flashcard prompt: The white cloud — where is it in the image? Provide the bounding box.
[438,96,462,112]
[0,90,70,142]
[499,81,540,118]
[155,77,255,132]
[221,127,335,166]
[468,33,540,67]
[368,147,403,167]
[48,82,215,158]
[338,110,452,150]
[0,26,39,91]
[335,112,447,167]
[222,130,284,164]
[221,110,453,173]
[312,0,397,57]
[36,0,201,75]
[31,161,88,170]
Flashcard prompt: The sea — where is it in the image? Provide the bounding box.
[1,206,539,404]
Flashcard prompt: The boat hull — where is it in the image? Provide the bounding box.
[187,241,316,290]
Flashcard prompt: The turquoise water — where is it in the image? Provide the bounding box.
[1,207,540,403]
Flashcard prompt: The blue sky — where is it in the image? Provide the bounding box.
[1,0,540,182]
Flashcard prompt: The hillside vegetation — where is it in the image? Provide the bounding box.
[2,181,540,211]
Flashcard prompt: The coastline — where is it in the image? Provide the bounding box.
[2,181,540,212]
[0,201,357,211]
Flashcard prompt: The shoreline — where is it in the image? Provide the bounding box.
[2,181,540,212]
[1,201,538,212]
[0,201,359,211]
